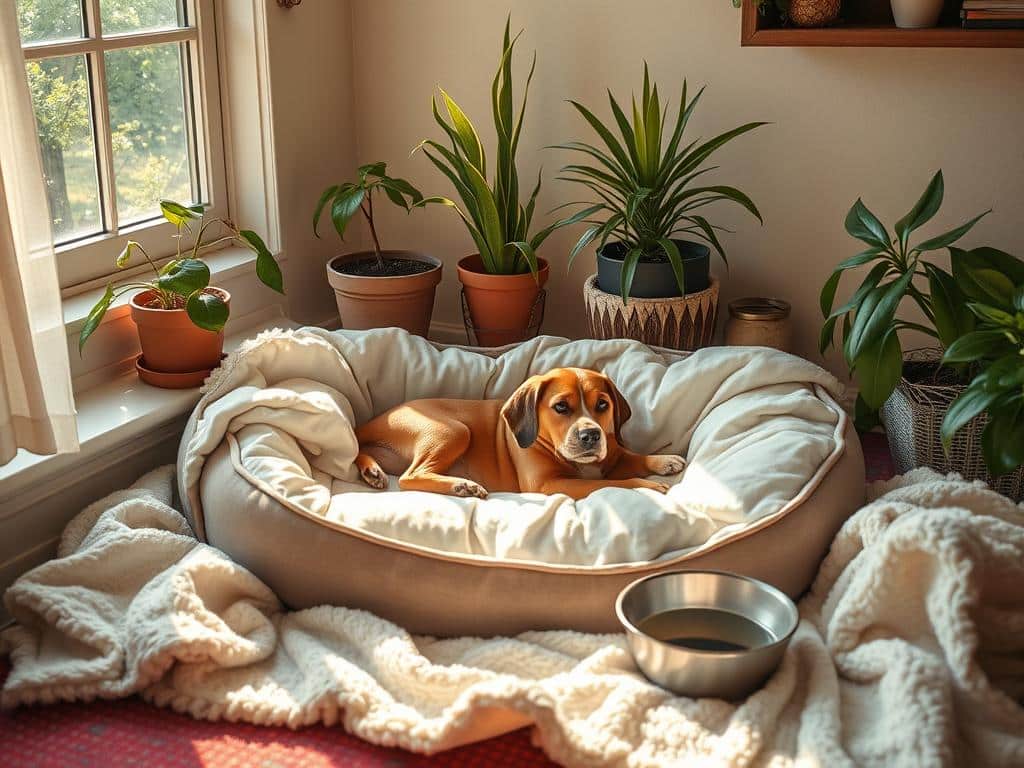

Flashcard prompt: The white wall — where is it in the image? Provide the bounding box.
[340,0,1024,377]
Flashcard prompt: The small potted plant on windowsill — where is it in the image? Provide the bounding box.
[315,163,440,337]
[555,65,765,351]
[414,17,598,347]
[79,200,283,388]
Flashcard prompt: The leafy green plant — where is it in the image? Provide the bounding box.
[820,170,990,427]
[554,65,765,303]
[313,162,423,270]
[79,200,283,352]
[414,17,599,276]
[940,247,1024,475]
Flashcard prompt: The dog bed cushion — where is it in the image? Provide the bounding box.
[178,328,864,635]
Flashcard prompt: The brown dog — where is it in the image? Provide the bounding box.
[354,367,685,500]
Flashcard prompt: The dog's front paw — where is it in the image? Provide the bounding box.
[360,464,389,490]
[452,481,488,499]
[648,454,686,476]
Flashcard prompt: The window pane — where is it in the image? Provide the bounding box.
[100,0,184,35]
[25,55,103,242]
[16,0,85,45]
[105,43,196,224]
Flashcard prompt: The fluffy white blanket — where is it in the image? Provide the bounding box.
[3,467,1023,767]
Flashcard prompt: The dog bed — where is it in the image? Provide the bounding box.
[178,328,864,636]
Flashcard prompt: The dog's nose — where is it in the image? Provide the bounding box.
[578,428,601,448]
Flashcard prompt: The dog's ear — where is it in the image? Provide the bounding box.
[606,377,632,437]
[501,376,543,449]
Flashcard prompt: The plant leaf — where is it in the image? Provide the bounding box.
[895,170,943,253]
[159,200,201,227]
[238,230,284,294]
[620,247,643,304]
[951,246,1024,306]
[79,283,114,354]
[330,187,366,241]
[845,269,914,365]
[312,185,340,237]
[981,401,1024,475]
[914,210,990,252]
[855,329,903,410]
[158,258,210,297]
[941,382,1003,450]
[820,270,842,318]
[657,237,685,295]
[924,263,973,350]
[844,198,890,251]
[942,330,1013,363]
[116,241,139,269]
[185,290,230,333]
[358,161,386,180]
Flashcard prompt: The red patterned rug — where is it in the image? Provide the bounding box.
[0,433,894,768]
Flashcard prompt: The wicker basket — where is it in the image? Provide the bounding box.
[879,349,1023,501]
[583,274,719,351]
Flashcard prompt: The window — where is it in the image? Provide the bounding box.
[16,0,226,289]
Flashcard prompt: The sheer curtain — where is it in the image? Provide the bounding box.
[0,4,78,465]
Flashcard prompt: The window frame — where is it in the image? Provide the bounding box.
[19,0,228,292]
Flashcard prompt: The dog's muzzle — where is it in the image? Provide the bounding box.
[562,423,606,463]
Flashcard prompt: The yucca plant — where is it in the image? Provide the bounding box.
[414,17,599,276]
[819,170,990,428]
[554,65,766,302]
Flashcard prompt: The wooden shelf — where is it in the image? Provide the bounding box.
[741,0,1024,47]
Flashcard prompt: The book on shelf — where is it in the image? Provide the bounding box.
[961,0,1024,8]
[963,9,1024,17]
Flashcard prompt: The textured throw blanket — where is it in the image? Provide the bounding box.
[3,466,1023,767]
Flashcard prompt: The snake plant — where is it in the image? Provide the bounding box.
[414,17,599,276]
[554,64,766,302]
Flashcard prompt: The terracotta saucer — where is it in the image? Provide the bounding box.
[135,354,226,389]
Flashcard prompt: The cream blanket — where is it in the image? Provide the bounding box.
[3,466,1023,767]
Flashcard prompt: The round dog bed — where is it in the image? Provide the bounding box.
[178,328,864,636]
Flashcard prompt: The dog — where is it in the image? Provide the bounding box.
[354,367,685,500]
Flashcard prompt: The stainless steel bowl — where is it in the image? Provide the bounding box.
[615,570,798,700]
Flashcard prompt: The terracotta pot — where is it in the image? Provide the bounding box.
[130,288,229,375]
[327,250,442,337]
[457,255,549,347]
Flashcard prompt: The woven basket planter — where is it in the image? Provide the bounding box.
[879,349,1023,501]
[583,274,719,351]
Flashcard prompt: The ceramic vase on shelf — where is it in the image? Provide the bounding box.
[890,0,944,28]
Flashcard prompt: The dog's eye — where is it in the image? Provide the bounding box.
[552,401,570,415]
[595,399,609,412]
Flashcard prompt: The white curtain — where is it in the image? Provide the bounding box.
[0,5,78,465]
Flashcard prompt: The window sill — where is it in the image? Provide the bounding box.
[0,313,300,502]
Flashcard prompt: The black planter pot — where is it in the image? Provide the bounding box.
[596,240,711,299]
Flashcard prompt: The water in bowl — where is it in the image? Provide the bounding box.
[637,607,775,652]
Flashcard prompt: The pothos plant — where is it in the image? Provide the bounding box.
[313,162,424,269]
[79,200,283,352]
[940,247,1024,475]
[820,170,990,429]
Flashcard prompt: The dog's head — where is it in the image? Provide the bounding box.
[500,367,632,464]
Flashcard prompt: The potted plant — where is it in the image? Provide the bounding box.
[555,65,765,350]
[414,18,598,347]
[79,201,283,388]
[940,249,1024,493]
[819,171,1022,499]
[314,163,440,337]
